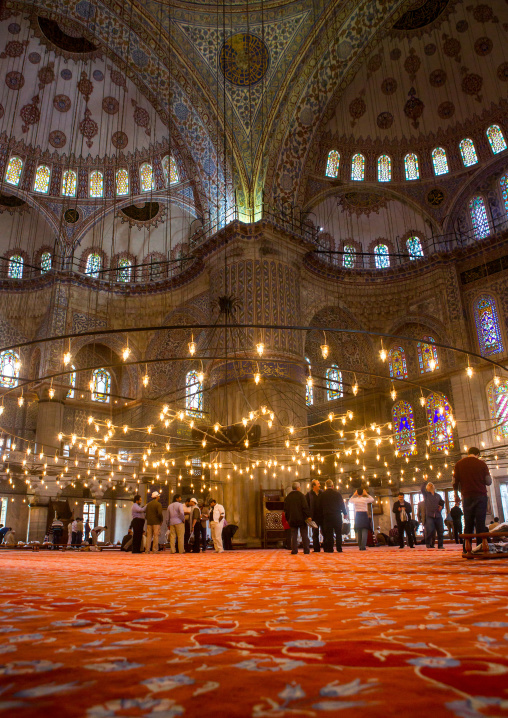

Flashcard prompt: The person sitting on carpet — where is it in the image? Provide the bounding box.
[4,529,16,546]
[489,516,500,531]
[121,528,133,552]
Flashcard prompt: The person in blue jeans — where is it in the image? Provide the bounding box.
[453,447,491,549]
[350,487,374,550]
[421,480,445,549]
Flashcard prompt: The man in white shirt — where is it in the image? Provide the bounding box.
[209,499,225,553]
[91,525,107,546]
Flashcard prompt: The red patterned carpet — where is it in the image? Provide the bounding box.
[1,545,507,718]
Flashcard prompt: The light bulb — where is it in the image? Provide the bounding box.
[494,375,500,386]
[254,372,261,384]
[466,365,473,378]
[197,371,204,383]
[0,406,3,416]
[379,348,387,362]
[188,340,196,355]
[429,359,436,371]
[214,423,220,433]
[320,344,329,360]
[307,375,313,387]
[122,346,130,361]
[18,395,24,407]
[352,383,358,396]
[256,342,264,357]
[390,388,396,401]
[63,352,71,365]
[49,387,55,399]
[419,396,426,407]
[143,374,149,387]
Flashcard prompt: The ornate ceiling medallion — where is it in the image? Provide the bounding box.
[219,33,269,87]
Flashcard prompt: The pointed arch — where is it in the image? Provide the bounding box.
[33,165,51,194]
[377,154,391,182]
[393,400,417,457]
[91,368,111,403]
[0,350,20,388]
[426,392,454,452]
[431,147,448,176]
[326,365,343,400]
[459,138,478,167]
[388,347,408,379]
[404,153,419,180]
[487,378,508,440]
[325,150,340,178]
[5,156,23,186]
[469,196,490,240]
[185,370,203,416]
[474,294,504,356]
[486,125,507,154]
[351,153,365,181]
[417,336,439,373]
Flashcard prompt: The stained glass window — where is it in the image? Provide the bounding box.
[500,173,508,213]
[459,138,478,167]
[67,365,76,399]
[305,357,313,406]
[33,165,51,194]
[487,125,507,155]
[374,244,390,269]
[326,365,343,400]
[343,245,356,268]
[487,378,508,440]
[325,150,340,178]
[407,236,424,259]
[0,350,20,388]
[432,147,449,176]
[117,258,132,283]
[140,163,155,192]
[85,253,102,278]
[185,370,203,416]
[469,196,490,240]
[89,170,103,198]
[474,294,503,356]
[417,336,439,374]
[41,252,52,273]
[162,155,179,185]
[393,400,417,457]
[388,347,408,379]
[377,154,391,182]
[116,169,129,196]
[5,156,23,186]
[426,392,454,452]
[404,153,419,180]
[62,170,77,197]
[91,368,111,403]
[8,255,23,279]
[351,153,365,181]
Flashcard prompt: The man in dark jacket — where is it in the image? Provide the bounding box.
[450,500,463,544]
[421,480,445,549]
[392,493,414,549]
[306,479,323,552]
[453,447,491,546]
[284,481,311,554]
[145,491,163,554]
[317,479,347,553]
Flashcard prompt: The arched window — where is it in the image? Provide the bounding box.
[0,350,20,388]
[487,378,508,440]
[162,155,179,185]
[8,255,23,279]
[116,169,129,196]
[326,365,343,401]
[5,156,23,186]
[117,258,132,283]
[469,196,490,240]
[62,170,77,197]
[91,368,111,403]
[474,295,504,356]
[417,336,439,374]
[431,147,449,176]
[374,244,390,269]
[305,357,313,406]
[407,236,424,259]
[487,124,507,155]
[85,253,102,278]
[89,170,103,198]
[377,154,391,182]
[40,252,52,273]
[343,245,356,268]
[459,138,478,167]
[67,365,76,399]
[393,401,417,457]
[388,347,408,379]
[33,165,51,194]
[185,370,203,416]
[426,392,454,452]
[140,163,154,192]
[404,153,419,180]
[500,173,508,213]
[351,153,365,181]
[325,150,340,178]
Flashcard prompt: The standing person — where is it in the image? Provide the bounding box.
[168,494,185,554]
[0,525,11,543]
[417,500,427,545]
[145,491,163,554]
[284,482,311,555]
[421,480,445,549]
[317,479,347,553]
[209,499,225,553]
[84,520,91,544]
[183,498,193,553]
[198,503,209,552]
[349,487,374,551]
[450,500,463,544]
[392,493,414,549]
[51,515,63,549]
[189,498,201,554]
[70,517,78,546]
[306,479,323,552]
[131,495,146,554]
[75,517,83,546]
[91,525,107,546]
[453,447,492,547]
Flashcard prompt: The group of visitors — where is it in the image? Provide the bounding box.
[128,492,229,554]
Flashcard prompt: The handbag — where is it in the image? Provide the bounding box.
[342,521,350,535]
